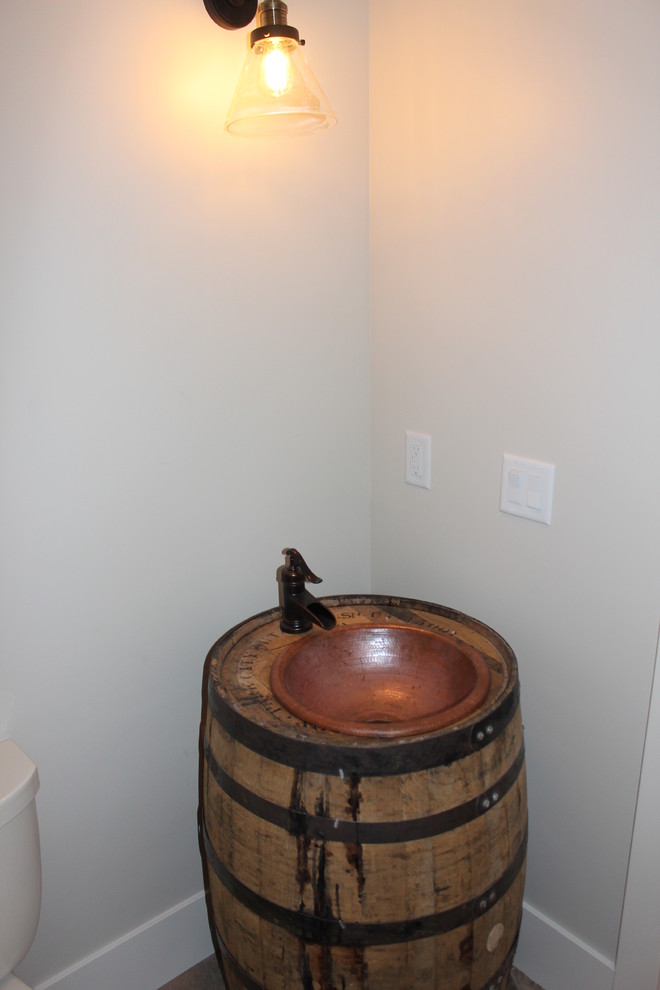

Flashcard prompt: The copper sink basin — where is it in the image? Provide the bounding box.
[269,624,491,737]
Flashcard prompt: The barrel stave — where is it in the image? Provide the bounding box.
[202,596,526,990]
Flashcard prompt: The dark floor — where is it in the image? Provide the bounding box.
[158,955,545,990]
[159,954,222,990]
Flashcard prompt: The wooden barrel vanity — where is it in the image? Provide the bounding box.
[202,595,527,990]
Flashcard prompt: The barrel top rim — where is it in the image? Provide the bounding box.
[207,594,517,665]
[205,595,519,764]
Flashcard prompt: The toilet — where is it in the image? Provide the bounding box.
[0,740,41,990]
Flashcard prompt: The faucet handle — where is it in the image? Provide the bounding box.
[281,547,323,585]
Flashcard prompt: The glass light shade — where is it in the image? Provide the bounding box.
[225,36,337,137]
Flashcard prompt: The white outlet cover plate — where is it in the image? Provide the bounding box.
[500,453,555,525]
[405,431,431,489]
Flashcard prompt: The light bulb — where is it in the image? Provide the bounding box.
[261,41,291,97]
[224,0,336,137]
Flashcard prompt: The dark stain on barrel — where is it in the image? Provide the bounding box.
[311,788,333,920]
[295,835,311,907]
[298,939,314,990]
[290,772,311,906]
[315,788,329,819]
[299,934,341,990]
[459,932,473,962]
[289,771,307,836]
[345,773,365,901]
[319,944,334,990]
[312,839,333,919]
[315,848,336,990]
[347,773,362,821]
[345,842,366,902]
[309,795,338,990]
[351,946,369,988]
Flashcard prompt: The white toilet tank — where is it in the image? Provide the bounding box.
[0,740,41,982]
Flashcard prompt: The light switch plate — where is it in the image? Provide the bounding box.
[500,453,555,525]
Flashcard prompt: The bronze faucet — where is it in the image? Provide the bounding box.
[277,548,337,634]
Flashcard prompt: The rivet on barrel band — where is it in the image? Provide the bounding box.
[213,923,519,990]
[202,818,528,947]
[207,677,520,777]
[204,735,525,842]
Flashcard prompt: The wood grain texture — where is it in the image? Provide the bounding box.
[203,597,527,990]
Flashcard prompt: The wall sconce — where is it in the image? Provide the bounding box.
[203,0,337,137]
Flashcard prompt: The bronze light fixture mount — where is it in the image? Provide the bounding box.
[203,0,258,30]
[204,0,300,39]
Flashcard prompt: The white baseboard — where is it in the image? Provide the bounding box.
[27,890,615,990]
[32,891,215,990]
[516,900,615,990]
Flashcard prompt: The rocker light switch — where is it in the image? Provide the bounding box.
[526,473,543,510]
[507,469,523,505]
[500,454,555,525]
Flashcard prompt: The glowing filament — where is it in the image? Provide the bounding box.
[262,44,290,96]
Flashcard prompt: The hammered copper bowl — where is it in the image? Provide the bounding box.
[269,623,491,737]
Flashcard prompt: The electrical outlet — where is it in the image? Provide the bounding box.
[405,431,431,489]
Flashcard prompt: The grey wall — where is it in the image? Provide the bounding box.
[370,0,660,965]
[2,0,659,985]
[0,1,370,984]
